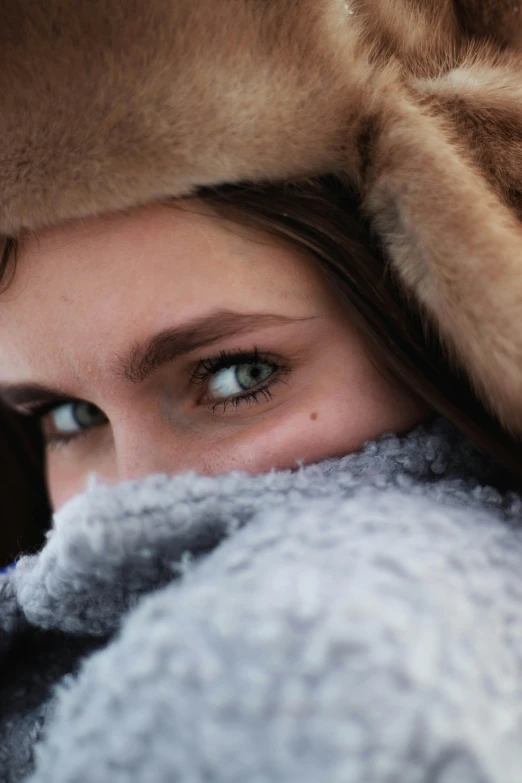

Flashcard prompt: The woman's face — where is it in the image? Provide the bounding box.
[0,201,428,511]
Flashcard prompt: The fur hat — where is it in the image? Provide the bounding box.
[2,0,522,435]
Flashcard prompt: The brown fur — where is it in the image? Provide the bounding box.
[2,0,522,433]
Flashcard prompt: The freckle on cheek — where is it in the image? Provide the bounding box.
[310,412,318,420]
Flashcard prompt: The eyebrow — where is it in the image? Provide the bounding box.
[0,310,314,413]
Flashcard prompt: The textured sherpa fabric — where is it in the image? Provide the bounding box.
[1,419,522,782]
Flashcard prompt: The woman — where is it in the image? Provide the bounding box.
[2,2,522,782]
[0,176,519,555]
[0,187,429,512]
[1,176,518,556]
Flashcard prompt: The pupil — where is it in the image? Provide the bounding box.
[236,362,272,390]
[75,402,101,427]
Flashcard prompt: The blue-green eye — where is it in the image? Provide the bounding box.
[190,347,288,412]
[50,401,107,435]
[207,361,274,400]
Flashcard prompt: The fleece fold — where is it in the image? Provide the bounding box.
[1,420,521,782]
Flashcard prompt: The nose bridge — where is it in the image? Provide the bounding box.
[113,416,186,482]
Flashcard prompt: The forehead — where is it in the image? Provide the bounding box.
[0,201,332,382]
[3,200,321,298]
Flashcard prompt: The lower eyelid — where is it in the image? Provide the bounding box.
[206,374,288,413]
[43,429,90,451]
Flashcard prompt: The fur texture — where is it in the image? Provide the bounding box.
[2,0,522,432]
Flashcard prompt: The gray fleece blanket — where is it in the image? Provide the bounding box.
[1,419,522,783]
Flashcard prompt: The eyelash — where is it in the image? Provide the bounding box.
[189,347,288,412]
[27,347,289,449]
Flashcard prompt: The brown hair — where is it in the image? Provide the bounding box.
[189,175,522,474]
[0,173,520,565]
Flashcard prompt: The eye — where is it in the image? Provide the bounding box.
[48,401,107,436]
[207,361,275,401]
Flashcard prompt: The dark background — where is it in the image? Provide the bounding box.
[0,404,50,568]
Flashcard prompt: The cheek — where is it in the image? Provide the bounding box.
[194,377,429,476]
[45,445,118,511]
[46,459,81,512]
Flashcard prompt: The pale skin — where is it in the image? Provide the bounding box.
[0,201,429,511]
